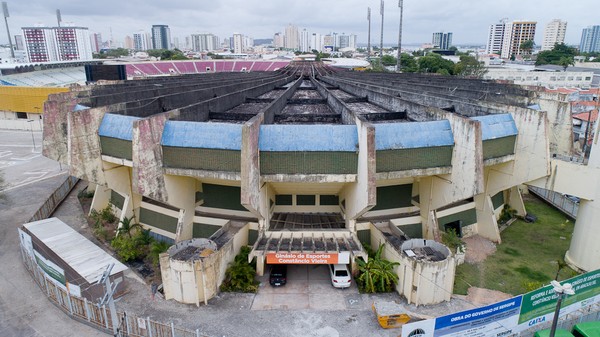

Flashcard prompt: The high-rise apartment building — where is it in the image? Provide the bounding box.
[432,32,453,50]
[299,29,310,52]
[284,24,299,50]
[310,33,321,52]
[133,31,149,51]
[14,34,24,50]
[500,20,536,59]
[151,25,171,50]
[22,25,92,62]
[273,33,284,49]
[90,33,102,53]
[322,35,334,51]
[233,33,244,53]
[580,25,600,53]
[541,19,567,51]
[486,18,508,54]
[191,33,220,52]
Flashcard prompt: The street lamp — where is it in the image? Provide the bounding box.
[27,120,36,151]
[549,280,575,337]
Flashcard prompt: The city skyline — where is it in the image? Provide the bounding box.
[1,0,599,47]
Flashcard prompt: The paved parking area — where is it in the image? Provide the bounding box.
[252,264,363,311]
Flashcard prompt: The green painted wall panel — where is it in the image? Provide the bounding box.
[192,223,221,238]
[110,190,125,210]
[100,136,132,160]
[320,195,339,206]
[202,183,246,211]
[248,229,258,246]
[163,146,241,172]
[437,207,477,230]
[371,184,413,211]
[357,229,370,248]
[139,208,178,234]
[483,136,516,160]
[397,223,423,239]
[491,191,505,210]
[376,146,453,172]
[261,152,357,174]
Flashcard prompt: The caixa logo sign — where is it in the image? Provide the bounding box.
[529,316,546,326]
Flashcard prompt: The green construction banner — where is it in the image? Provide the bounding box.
[519,269,600,324]
[34,250,66,285]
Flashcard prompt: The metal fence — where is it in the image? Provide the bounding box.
[527,185,579,219]
[518,303,600,336]
[20,245,205,337]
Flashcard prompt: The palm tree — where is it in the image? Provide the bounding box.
[356,244,400,293]
[117,215,142,237]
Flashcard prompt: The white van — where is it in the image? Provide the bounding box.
[329,264,351,288]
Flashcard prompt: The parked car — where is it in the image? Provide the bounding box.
[329,264,351,288]
[269,264,287,287]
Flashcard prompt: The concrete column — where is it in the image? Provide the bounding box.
[90,185,111,215]
[240,114,264,219]
[255,255,265,276]
[474,194,501,243]
[507,186,526,217]
[566,199,600,272]
[166,176,196,242]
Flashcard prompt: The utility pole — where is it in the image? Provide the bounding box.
[56,9,62,27]
[2,2,14,58]
[396,0,404,72]
[367,7,371,61]
[380,0,384,64]
[98,263,121,336]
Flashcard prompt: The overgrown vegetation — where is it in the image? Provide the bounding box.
[499,204,518,224]
[454,196,579,296]
[442,229,465,253]
[356,244,400,293]
[220,246,258,293]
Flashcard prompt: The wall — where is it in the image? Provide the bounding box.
[484,69,594,88]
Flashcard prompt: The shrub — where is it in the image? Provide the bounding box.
[149,240,171,267]
[499,205,517,224]
[442,228,465,253]
[356,244,399,293]
[111,234,144,261]
[220,246,258,293]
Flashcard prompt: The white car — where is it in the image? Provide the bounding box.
[329,264,351,288]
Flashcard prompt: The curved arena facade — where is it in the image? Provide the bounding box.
[42,62,558,305]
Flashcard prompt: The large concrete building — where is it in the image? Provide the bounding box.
[541,19,567,51]
[501,20,537,59]
[432,32,452,50]
[486,18,508,55]
[580,25,600,53]
[22,26,93,62]
[41,61,598,306]
[191,33,220,53]
[284,24,299,50]
[151,25,171,50]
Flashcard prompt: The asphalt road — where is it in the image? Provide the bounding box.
[0,129,105,337]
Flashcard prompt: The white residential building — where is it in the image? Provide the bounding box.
[300,29,310,52]
[284,24,299,50]
[191,33,220,52]
[22,25,92,62]
[310,33,322,52]
[541,19,567,51]
[233,33,244,54]
[486,18,508,55]
[133,31,149,51]
[500,20,537,59]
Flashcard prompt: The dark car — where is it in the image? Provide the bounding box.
[269,264,287,286]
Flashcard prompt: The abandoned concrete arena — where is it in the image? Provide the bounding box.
[40,61,600,306]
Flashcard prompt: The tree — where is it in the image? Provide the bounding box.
[117,216,142,238]
[381,54,397,66]
[454,55,488,78]
[535,43,577,66]
[417,53,455,75]
[399,53,418,72]
[558,56,575,71]
[520,40,534,58]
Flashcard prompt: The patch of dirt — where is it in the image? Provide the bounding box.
[465,287,513,306]
[463,234,497,264]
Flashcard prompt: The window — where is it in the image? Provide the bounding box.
[275,195,292,205]
[16,112,27,119]
[296,195,316,205]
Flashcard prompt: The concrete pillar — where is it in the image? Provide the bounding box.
[166,176,196,242]
[90,185,111,215]
[255,255,265,276]
[474,194,501,243]
[507,186,526,217]
[566,200,600,272]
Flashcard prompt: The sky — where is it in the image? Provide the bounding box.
[1,0,598,47]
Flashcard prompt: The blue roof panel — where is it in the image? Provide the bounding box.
[259,125,358,151]
[472,114,518,140]
[162,121,242,150]
[98,113,140,141]
[374,120,454,150]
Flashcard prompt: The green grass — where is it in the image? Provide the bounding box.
[454,196,579,296]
